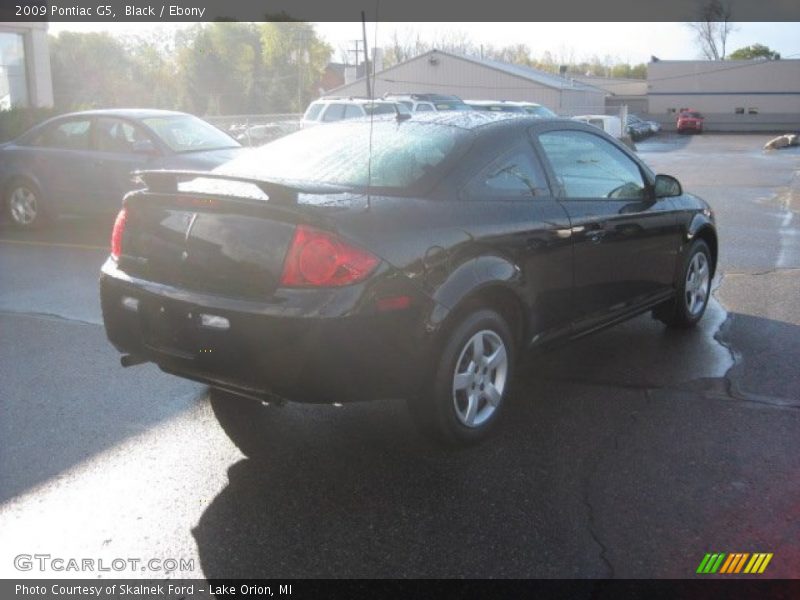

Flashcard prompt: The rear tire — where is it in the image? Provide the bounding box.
[408,308,515,446]
[654,239,712,328]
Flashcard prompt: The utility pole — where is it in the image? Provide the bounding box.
[293,30,311,113]
[348,40,362,67]
[361,12,371,98]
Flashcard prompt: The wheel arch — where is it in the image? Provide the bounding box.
[689,219,718,277]
[435,280,528,358]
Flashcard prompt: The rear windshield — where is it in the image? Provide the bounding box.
[217,118,472,191]
[470,104,524,113]
[680,112,702,118]
[434,102,471,111]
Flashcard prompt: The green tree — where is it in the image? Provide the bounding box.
[175,23,264,115]
[260,22,332,113]
[729,44,780,60]
[49,32,142,109]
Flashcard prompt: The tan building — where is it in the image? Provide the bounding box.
[0,22,53,110]
[328,49,606,116]
[648,59,800,131]
[573,75,648,115]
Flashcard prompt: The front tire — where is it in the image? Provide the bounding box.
[4,179,50,229]
[654,239,712,328]
[408,308,515,446]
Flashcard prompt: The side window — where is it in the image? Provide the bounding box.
[538,130,646,200]
[465,144,548,200]
[343,105,363,120]
[321,103,347,122]
[415,103,434,112]
[94,118,150,153]
[33,119,92,150]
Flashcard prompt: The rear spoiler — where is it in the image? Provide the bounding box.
[134,170,349,205]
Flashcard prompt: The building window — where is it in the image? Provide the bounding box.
[735,107,744,114]
[0,32,29,110]
[748,107,759,115]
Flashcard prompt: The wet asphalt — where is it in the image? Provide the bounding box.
[0,134,798,579]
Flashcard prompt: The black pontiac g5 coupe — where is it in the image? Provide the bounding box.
[100,112,717,446]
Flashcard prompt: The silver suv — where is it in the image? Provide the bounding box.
[383,93,470,113]
[302,97,410,127]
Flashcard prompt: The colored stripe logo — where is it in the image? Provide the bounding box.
[696,552,773,574]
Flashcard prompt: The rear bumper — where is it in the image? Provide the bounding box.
[100,258,434,404]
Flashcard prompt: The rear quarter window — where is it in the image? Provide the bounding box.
[304,103,325,121]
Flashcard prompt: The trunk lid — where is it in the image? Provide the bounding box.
[119,171,365,298]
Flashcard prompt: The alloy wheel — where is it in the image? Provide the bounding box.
[452,329,508,428]
[8,185,39,226]
[685,251,710,316]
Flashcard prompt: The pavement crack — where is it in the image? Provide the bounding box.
[0,309,101,327]
[724,267,800,277]
[581,408,640,578]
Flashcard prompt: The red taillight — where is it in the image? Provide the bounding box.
[110,207,128,260]
[280,225,379,287]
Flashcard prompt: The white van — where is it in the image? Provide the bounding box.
[571,115,624,140]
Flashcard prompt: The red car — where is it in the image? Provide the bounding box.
[677,110,704,134]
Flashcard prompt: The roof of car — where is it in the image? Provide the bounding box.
[465,100,543,107]
[314,97,399,104]
[56,108,189,119]
[343,111,567,131]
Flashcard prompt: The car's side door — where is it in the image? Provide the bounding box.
[91,117,160,214]
[533,127,679,331]
[25,116,99,214]
[460,140,574,341]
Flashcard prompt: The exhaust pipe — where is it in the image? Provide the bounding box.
[120,354,148,368]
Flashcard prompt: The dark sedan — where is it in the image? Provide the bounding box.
[0,109,243,228]
[100,113,717,446]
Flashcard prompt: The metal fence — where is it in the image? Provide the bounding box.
[204,113,302,147]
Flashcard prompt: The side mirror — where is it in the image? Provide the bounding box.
[654,174,682,198]
[132,139,158,156]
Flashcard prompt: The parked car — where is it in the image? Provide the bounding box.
[641,117,661,134]
[301,97,411,127]
[571,114,623,139]
[100,113,717,447]
[465,100,558,118]
[0,109,243,229]
[625,114,652,141]
[677,110,704,134]
[383,93,471,113]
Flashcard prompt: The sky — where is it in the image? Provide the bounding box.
[47,22,800,65]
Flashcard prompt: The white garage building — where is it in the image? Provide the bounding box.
[0,22,53,110]
[328,49,606,116]
[648,59,800,131]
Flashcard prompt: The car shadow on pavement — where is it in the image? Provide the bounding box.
[192,310,800,578]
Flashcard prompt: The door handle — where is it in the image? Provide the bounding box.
[587,230,605,243]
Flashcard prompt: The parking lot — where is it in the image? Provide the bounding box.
[0,133,798,579]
